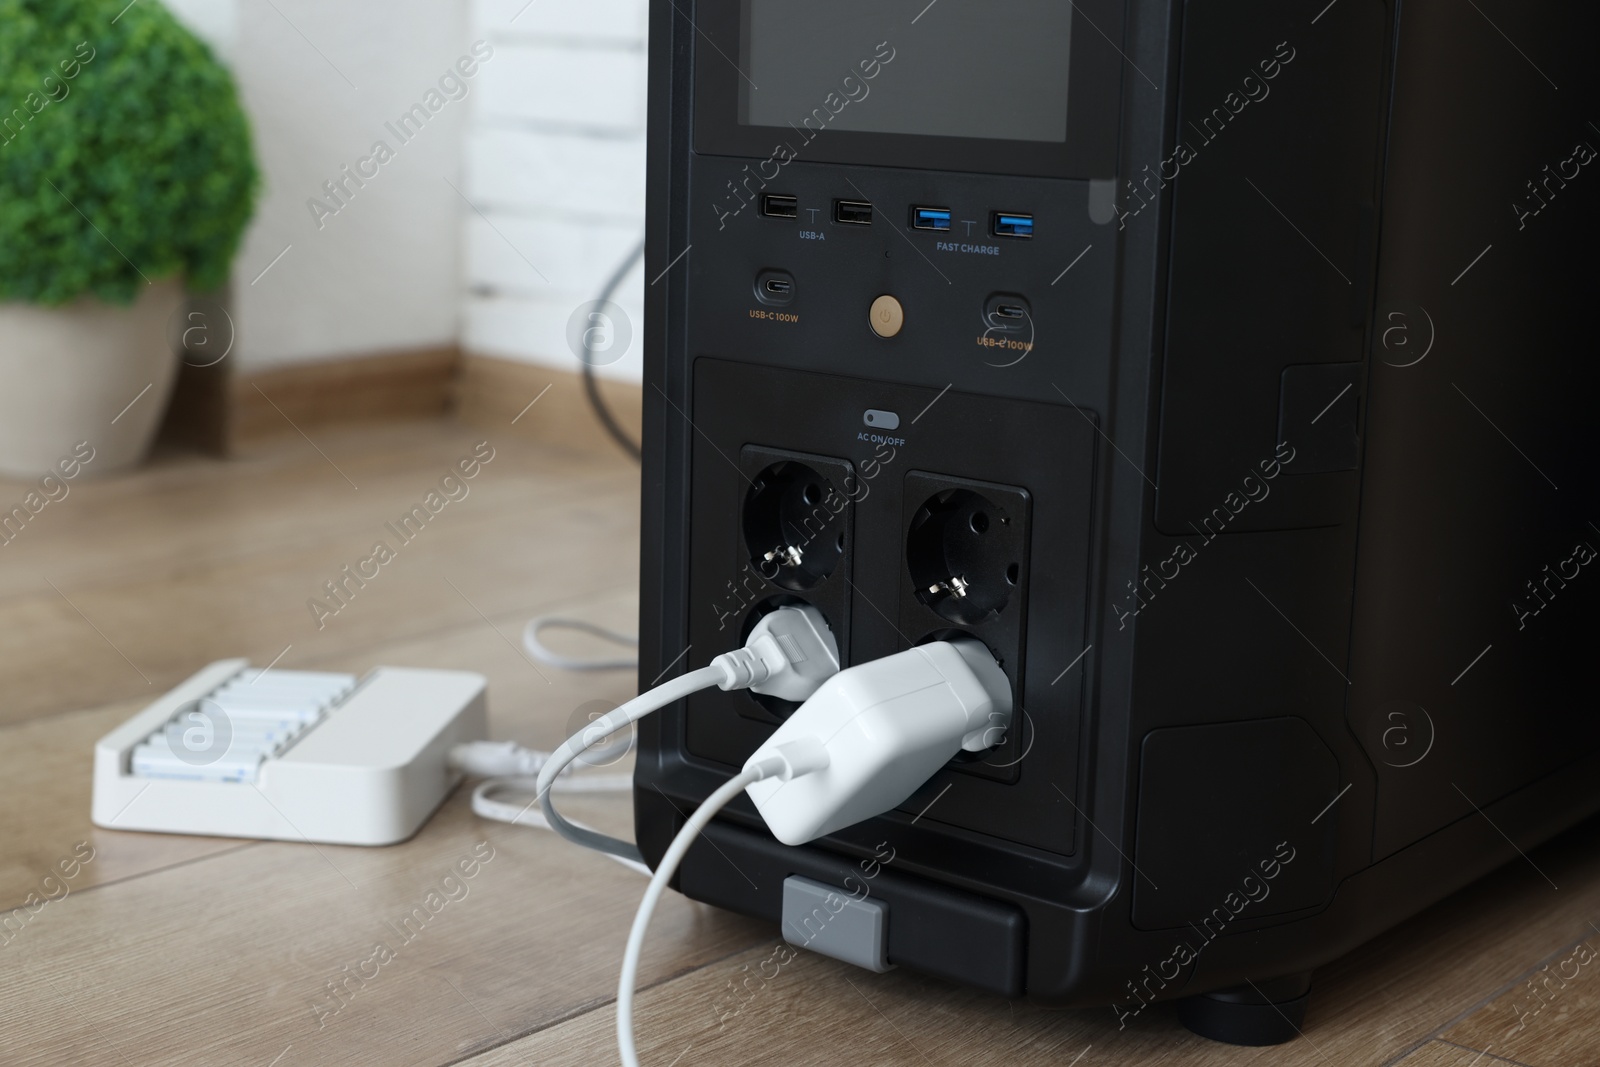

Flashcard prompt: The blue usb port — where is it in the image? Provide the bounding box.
[911,206,952,232]
[992,212,1035,239]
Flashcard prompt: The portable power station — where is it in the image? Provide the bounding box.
[632,0,1599,1043]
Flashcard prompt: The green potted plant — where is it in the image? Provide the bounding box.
[0,0,257,476]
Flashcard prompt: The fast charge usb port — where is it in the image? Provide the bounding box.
[762,194,799,219]
[911,206,952,232]
[834,199,873,225]
[992,212,1035,239]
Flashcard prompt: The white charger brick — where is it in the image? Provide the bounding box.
[479,44,645,131]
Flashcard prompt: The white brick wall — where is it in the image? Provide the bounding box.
[464,0,649,382]
[481,45,646,131]
[473,0,645,43]
[464,130,646,219]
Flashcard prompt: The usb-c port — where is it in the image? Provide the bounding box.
[911,206,952,232]
[755,269,796,307]
[763,195,799,219]
[983,293,1032,330]
[834,200,873,225]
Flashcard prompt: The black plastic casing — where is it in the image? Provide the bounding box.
[635,0,1600,1011]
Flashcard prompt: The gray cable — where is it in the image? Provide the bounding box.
[535,665,725,863]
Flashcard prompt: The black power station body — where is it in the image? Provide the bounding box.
[634,0,1599,1043]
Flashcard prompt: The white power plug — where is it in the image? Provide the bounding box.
[712,603,840,701]
[522,602,841,864]
[743,637,1012,845]
[613,635,1008,1067]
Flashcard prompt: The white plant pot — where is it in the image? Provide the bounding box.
[0,280,185,478]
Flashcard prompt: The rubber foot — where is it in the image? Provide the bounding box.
[1175,975,1312,1046]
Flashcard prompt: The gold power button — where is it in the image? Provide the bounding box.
[869,295,904,338]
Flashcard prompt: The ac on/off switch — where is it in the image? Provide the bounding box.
[869,295,904,338]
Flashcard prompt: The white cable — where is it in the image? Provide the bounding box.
[522,615,639,672]
[450,736,635,779]
[534,604,841,864]
[618,739,829,1067]
[469,776,649,876]
[472,773,635,808]
[612,640,1013,1064]
[449,740,552,778]
[451,734,637,861]
[536,665,725,864]
[617,770,756,1067]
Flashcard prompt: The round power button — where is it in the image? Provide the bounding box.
[869,295,904,339]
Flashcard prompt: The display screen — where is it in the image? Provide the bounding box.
[738,1,1073,144]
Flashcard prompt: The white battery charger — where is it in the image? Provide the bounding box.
[91,659,487,846]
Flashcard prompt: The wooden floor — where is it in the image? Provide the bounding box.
[2,418,1596,1067]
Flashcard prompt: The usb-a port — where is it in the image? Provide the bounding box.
[993,212,1035,239]
[834,199,873,225]
[911,206,952,232]
[762,194,799,219]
